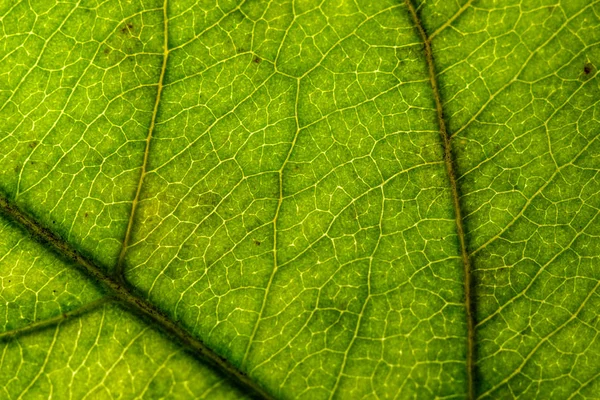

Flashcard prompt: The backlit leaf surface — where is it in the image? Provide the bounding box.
[0,0,599,398]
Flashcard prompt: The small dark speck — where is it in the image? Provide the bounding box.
[584,63,593,75]
[121,22,134,34]
[84,212,89,218]
[254,240,261,246]
[104,48,110,54]
[253,56,261,64]
[520,326,532,335]
[52,220,56,224]
[29,141,37,148]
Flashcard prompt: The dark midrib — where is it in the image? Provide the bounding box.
[0,194,273,400]
[404,1,475,399]
[1,3,474,399]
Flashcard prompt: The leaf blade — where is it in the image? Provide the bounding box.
[1,0,599,399]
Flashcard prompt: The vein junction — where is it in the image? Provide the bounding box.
[2,0,599,399]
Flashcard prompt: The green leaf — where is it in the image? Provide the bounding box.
[0,0,599,399]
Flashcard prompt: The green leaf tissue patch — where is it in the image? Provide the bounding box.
[0,0,599,399]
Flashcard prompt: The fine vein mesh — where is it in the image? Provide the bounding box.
[0,0,599,399]
[0,216,103,335]
[0,214,248,399]
[0,0,164,270]
[426,0,600,397]
[123,0,467,398]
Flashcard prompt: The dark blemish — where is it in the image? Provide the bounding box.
[104,48,111,54]
[254,240,261,246]
[584,62,593,75]
[30,161,35,165]
[253,56,261,64]
[520,326,532,335]
[120,22,134,35]
[84,212,89,218]
[237,47,246,53]
[29,141,37,148]
[14,164,20,173]
[52,220,56,224]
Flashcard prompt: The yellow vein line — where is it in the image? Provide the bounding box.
[478,280,600,399]
[16,320,60,400]
[0,193,273,400]
[405,1,475,399]
[0,297,111,341]
[429,0,475,41]
[241,78,302,368]
[116,0,170,280]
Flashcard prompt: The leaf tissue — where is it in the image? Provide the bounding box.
[0,0,599,399]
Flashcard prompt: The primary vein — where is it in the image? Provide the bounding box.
[404,1,476,398]
[0,193,272,400]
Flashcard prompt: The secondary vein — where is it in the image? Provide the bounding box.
[404,1,476,398]
[0,193,272,400]
[0,297,110,341]
[115,0,170,281]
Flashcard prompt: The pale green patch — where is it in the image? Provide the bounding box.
[0,0,599,399]
[0,215,246,399]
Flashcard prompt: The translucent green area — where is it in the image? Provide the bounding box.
[0,214,247,399]
[429,0,600,397]
[0,0,599,399]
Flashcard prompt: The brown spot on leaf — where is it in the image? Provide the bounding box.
[520,326,532,335]
[253,56,261,64]
[584,62,593,75]
[254,239,261,246]
[121,23,134,35]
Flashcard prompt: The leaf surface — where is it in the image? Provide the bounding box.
[0,0,599,399]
